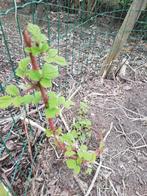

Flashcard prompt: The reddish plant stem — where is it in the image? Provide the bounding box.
[23,29,66,152]
[23,29,55,132]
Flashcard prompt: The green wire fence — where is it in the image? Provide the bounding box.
[0,0,147,195]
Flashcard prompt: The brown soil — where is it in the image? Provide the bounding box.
[28,78,147,196]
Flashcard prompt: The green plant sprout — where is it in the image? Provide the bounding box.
[0,23,103,174]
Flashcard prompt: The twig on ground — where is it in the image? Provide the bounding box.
[94,162,114,173]
[131,144,147,149]
[103,122,113,142]
[59,113,70,132]
[85,158,102,196]
[74,175,88,194]
[20,117,46,132]
[49,141,61,159]
[109,178,119,196]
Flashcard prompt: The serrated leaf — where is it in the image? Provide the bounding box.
[27,23,47,43]
[80,101,89,113]
[13,96,23,107]
[0,96,12,109]
[6,85,19,96]
[27,70,42,81]
[60,132,76,144]
[32,92,41,104]
[21,94,33,104]
[65,150,76,157]
[58,96,66,105]
[48,92,58,108]
[66,159,77,169]
[76,157,82,165]
[16,67,25,78]
[30,46,41,56]
[48,49,58,57]
[45,129,53,138]
[24,47,32,53]
[40,43,49,53]
[74,165,81,174]
[54,56,67,66]
[64,99,74,109]
[45,107,60,118]
[40,78,52,88]
[28,23,41,35]
[42,63,59,79]
[16,57,30,77]
[44,55,67,66]
[18,57,30,69]
[80,145,88,151]
[69,130,78,140]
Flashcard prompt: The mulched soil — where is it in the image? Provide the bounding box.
[0,3,147,196]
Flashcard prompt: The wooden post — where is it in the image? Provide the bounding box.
[100,0,147,79]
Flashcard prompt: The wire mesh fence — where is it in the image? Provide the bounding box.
[0,0,147,195]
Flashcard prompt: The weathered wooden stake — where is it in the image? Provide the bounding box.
[100,0,147,79]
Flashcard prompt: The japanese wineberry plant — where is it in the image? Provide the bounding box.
[0,23,102,174]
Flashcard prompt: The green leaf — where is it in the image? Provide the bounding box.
[60,132,76,144]
[27,23,47,43]
[28,23,41,35]
[86,168,92,175]
[42,63,59,79]
[13,96,23,107]
[45,129,53,138]
[21,94,33,104]
[6,85,19,96]
[74,165,81,174]
[16,67,25,78]
[45,107,60,118]
[65,150,76,157]
[76,157,82,165]
[27,70,42,81]
[44,55,67,66]
[80,145,88,151]
[40,43,49,53]
[0,96,12,109]
[54,56,67,66]
[80,101,89,113]
[48,92,58,108]
[16,57,30,77]
[58,96,66,105]
[40,78,52,88]
[30,46,41,56]
[18,57,30,69]
[24,47,32,53]
[0,182,11,196]
[64,100,74,109]
[79,119,92,128]
[48,49,58,57]
[66,159,77,169]
[32,92,41,104]
[70,130,78,138]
